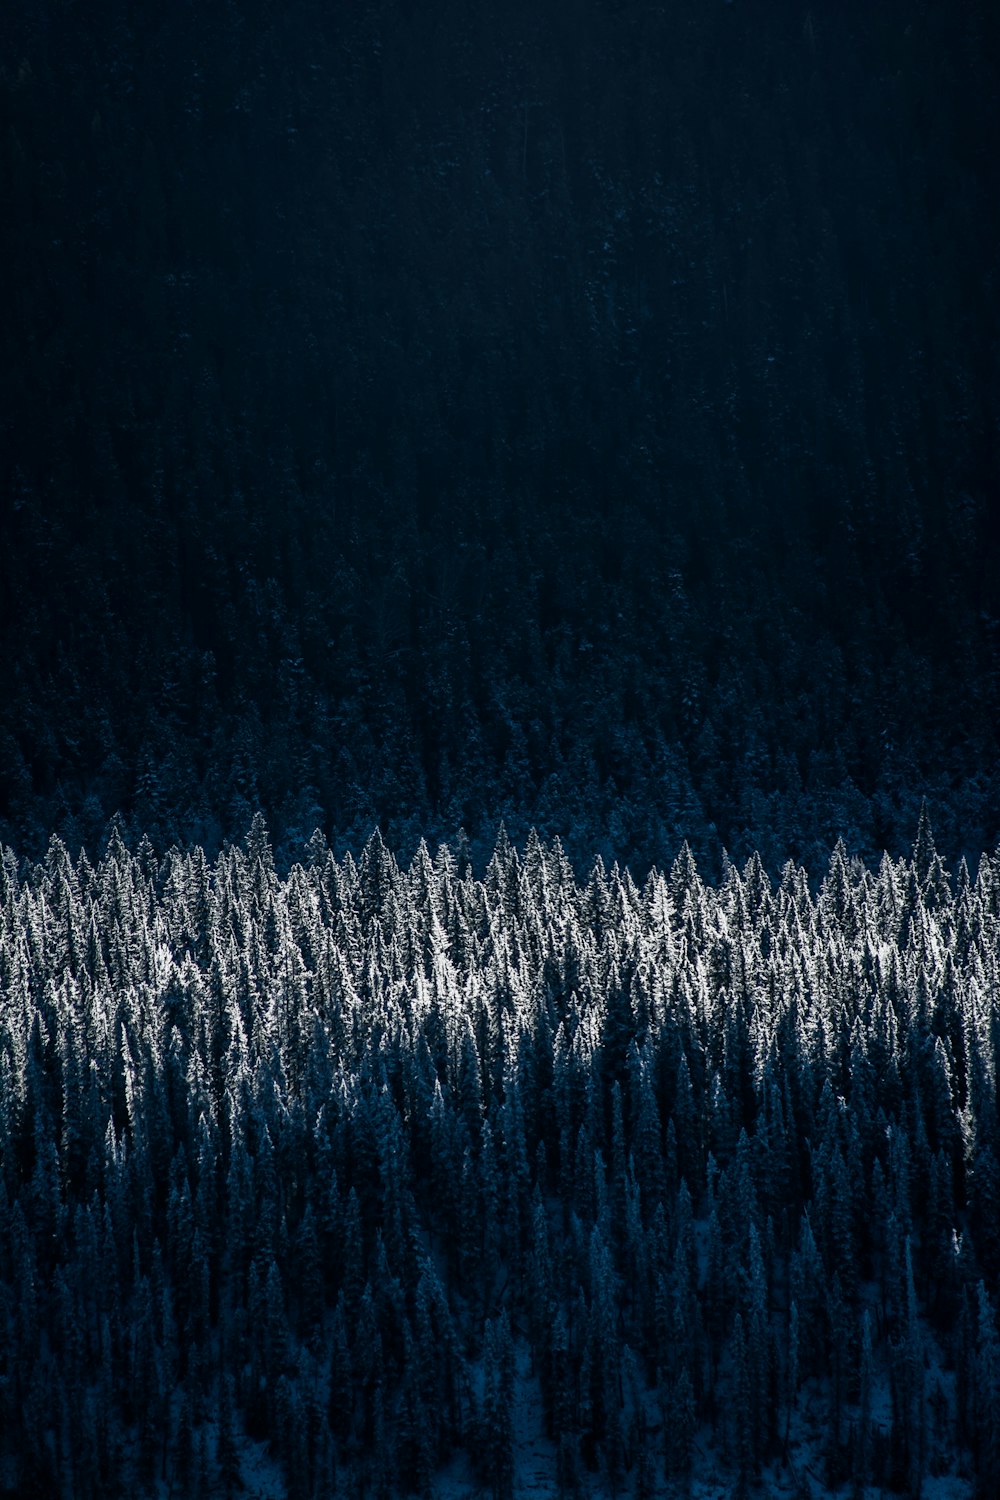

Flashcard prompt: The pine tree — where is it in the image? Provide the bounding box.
[480,1312,515,1500]
[731,1311,754,1483]
[662,1362,696,1480]
[217,1371,242,1499]
[327,1295,353,1448]
[975,1283,1000,1499]
[854,1308,874,1492]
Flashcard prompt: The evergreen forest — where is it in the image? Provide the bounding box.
[1,819,998,1496]
[1,0,999,1494]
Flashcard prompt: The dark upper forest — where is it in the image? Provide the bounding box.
[1,0,998,870]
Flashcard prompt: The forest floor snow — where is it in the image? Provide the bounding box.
[155,1326,975,1500]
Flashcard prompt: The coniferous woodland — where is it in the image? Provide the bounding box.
[1,0,999,868]
[2,2,999,1494]
[1,815,998,1497]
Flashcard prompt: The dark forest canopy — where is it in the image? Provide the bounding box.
[0,822,998,1496]
[3,4,999,1495]
[0,0,998,868]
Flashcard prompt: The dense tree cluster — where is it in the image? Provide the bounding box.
[1,0,999,865]
[0,814,997,1496]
